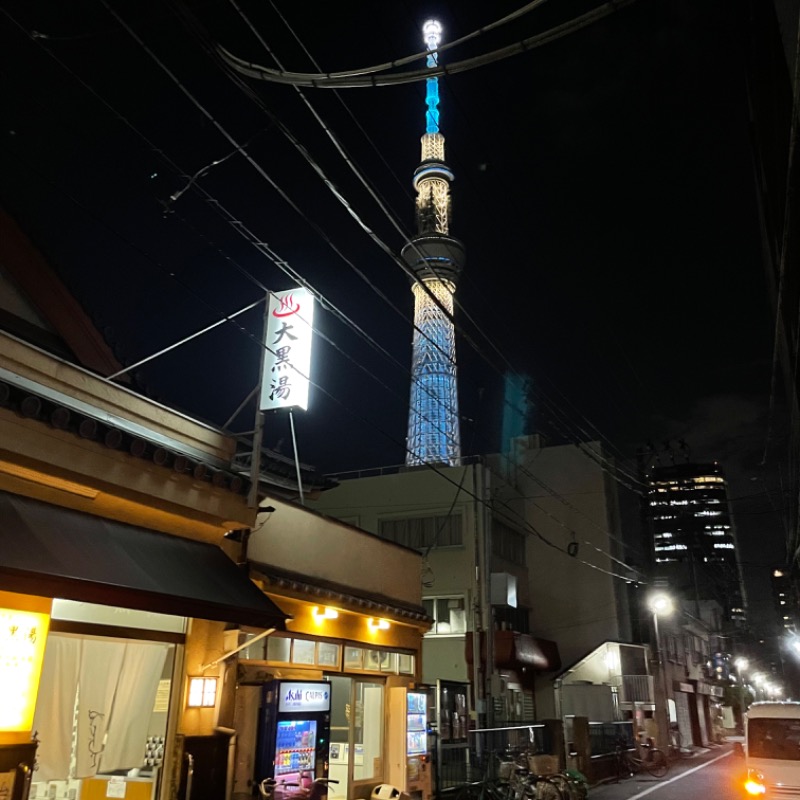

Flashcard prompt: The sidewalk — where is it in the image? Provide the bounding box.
[586,740,736,799]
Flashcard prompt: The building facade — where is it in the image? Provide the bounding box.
[311,436,639,744]
[0,217,430,800]
[645,462,747,625]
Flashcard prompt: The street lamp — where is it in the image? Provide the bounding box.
[734,657,749,729]
[648,592,674,749]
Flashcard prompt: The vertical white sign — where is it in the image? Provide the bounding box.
[259,288,315,411]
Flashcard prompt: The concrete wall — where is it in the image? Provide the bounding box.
[498,439,629,669]
[249,497,425,609]
[308,465,485,607]
[421,635,470,684]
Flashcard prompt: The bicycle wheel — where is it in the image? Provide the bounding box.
[645,749,669,778]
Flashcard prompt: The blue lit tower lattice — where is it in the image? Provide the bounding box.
[404,19,465,467]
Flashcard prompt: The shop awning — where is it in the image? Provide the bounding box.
[0,491,288,630]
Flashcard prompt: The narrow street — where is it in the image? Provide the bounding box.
[588,744,745,800]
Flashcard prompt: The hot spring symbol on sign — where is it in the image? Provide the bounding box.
[259,288,315,412]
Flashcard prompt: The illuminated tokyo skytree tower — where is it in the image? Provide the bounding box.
[404,20,465,467]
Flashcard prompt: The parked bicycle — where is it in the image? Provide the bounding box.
[496,753,588,800]
[614,739,669,779]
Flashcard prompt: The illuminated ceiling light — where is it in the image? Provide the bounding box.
[312,606,339,621]
[368,618,390,631]
[187,677,217,708]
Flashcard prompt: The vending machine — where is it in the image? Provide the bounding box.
[388,687,432,800]
[255,681,332,799]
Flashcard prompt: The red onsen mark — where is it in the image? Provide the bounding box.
[273,293,301,317]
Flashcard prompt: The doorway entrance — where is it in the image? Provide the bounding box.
[326,676,384,800]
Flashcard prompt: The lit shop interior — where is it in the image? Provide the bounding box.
[27,601,183,800]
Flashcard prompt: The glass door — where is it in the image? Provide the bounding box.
[326,677,384,800]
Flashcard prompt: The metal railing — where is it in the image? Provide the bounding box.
[620,674,655,703]
[435,724,551,790]
[588,721,635,757]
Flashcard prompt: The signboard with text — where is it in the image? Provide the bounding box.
[277,682,331,713]
[259,289,315,412]
[0,606,50,732]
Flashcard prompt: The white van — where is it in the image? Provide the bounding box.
[744,701,800,797]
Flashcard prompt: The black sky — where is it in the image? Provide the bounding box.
[0,1,785,622]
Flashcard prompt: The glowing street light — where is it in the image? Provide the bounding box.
[648,592,674,749]
[650,593,674,617]
[734,657,750,725]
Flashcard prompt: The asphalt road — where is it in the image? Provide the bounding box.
[588,743,745,800]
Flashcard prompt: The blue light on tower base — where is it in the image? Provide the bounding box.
[405,20,463,467]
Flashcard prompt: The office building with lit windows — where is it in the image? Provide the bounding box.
[646,462,747,625]
[772,567,800,632]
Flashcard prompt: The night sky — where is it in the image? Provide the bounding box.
[1,2,784,627]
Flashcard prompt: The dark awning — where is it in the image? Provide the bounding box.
[0,491,288,630]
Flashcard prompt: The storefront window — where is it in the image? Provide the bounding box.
[398,653,415,675]
[267,636,291,663]
[317,642,341,668]
[259,639,412,678]
[344,646,363,670]
[291,638,316,665]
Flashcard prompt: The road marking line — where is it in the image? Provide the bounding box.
[625,751,732,799]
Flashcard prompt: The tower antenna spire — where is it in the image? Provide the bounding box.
[404,19,465,467]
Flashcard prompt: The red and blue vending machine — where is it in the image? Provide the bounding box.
[256,681,332,799]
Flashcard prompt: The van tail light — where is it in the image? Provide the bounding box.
[744,770,766,795]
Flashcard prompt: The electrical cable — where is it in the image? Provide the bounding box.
[3,3,648,577]
[189,0,650,495]
[170,0,509,402]
[192,9,644,567]
[18,0,467,461]
[232,0,412,226]
[217,0,638,88]
[170,3,652,565]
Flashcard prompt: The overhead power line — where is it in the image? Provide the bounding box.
[217,0,638,88]
[4,4,645,585]
[182,0,649,495]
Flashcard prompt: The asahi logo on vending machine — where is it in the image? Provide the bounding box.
[278,682,331,713]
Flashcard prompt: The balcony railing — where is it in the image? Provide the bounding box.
[619,674,655,704]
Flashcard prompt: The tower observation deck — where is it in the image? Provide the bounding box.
[404,20,464,467]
